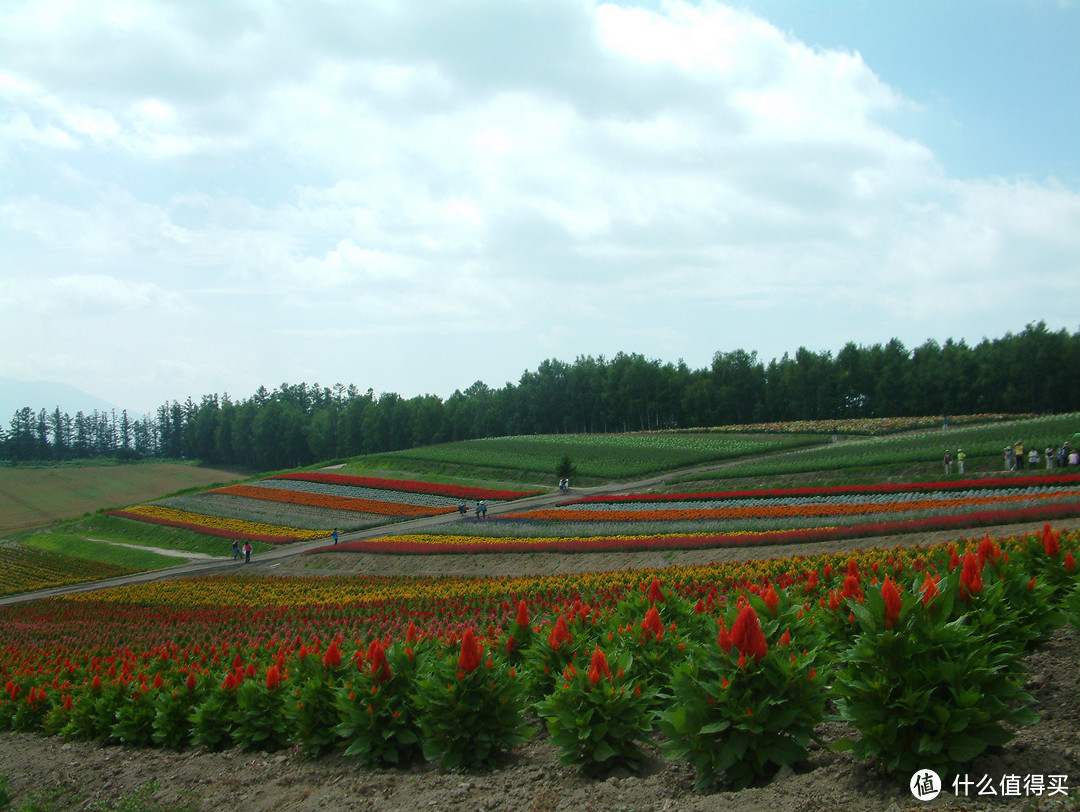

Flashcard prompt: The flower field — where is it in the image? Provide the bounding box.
[0,545,138,597]
[107,474,539,544]
[687,412,1080,482]
[0,525,1077,787]
[679,413,1024,436]
[330,475,1080,555]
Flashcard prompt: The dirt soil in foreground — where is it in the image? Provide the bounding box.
[3,519,1080,811]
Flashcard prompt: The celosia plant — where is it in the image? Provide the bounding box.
[831,569,1039,777]
[288,640,345,756]
[412,629,534,769]
[535,646,657,775]
[660,599,824,790]
[231,662,290,752]
[152,670,204,749]
[336,639,423,767]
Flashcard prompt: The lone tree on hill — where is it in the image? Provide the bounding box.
[556,453,577,483]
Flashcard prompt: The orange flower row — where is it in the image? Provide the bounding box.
[213,484,458,518]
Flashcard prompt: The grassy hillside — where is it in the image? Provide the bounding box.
[670,412,1080,487]
[349,431,825,484]
[0,462,246,534]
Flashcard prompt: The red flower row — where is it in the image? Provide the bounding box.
[269,472,540,501]
[563,473,1080,504]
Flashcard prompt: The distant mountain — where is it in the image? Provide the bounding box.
[0,376,118,423]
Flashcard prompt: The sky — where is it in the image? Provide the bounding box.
[2,0,1078,417]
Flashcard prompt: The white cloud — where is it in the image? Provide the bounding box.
[0,0,1077,409]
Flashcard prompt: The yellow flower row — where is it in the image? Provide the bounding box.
[122,505,326,541]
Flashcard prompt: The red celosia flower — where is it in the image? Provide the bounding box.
[641,606,664,642]
[367,640,391,683]
[185,672,198,693]
[152,673,163,690]
[960,552,983,599]
[323,640,341,670]
[977,533,1001,567]
[730,604,768,663]
[515,600,529,628]
[647,577,665,604]
[717,618,733,653]
[548,616,572,650]
[587,647,611,685]
[763,585,780,614]
[920,572,939,606]
[265,665,282,690]
[1042,522,1060,557]
[778,629,791,646]
[1065,553,1075,573]
[842,575,864,603]
[881,577,901,630]
[458,629,482,675]
[948,546,961,572]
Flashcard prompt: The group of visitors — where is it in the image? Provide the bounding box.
[1005,441,1078,472]
[231,539,253,563]
[559,478,571,493]
[456,500,489,519]
[943,448,966,474]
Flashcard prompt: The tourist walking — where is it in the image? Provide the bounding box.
[243,541,252,563]
[232,539,242,560]
[943,450,953,475]
[332,528,339,545]
[956,448,966,474]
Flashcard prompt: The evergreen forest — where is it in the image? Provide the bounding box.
[4,322,1078,468]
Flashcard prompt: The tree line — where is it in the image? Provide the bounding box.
[3,322,1078,468]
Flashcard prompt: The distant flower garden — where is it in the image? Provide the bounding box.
[108,474,540,544]
[332,475,1080,555]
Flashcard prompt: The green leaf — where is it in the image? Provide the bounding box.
[945,733,988,763]
[699,719,731,735]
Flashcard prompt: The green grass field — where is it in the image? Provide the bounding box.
[353,431,825,482]
[0,462,246,534]
[21,532,184,570]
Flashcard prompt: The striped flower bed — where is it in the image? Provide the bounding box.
[108,474,538,545]
[268,472,540,501]
[504,487,1080,523]
[563,474,1080,503]
[107,505,327,544]
[210,484,458,518]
